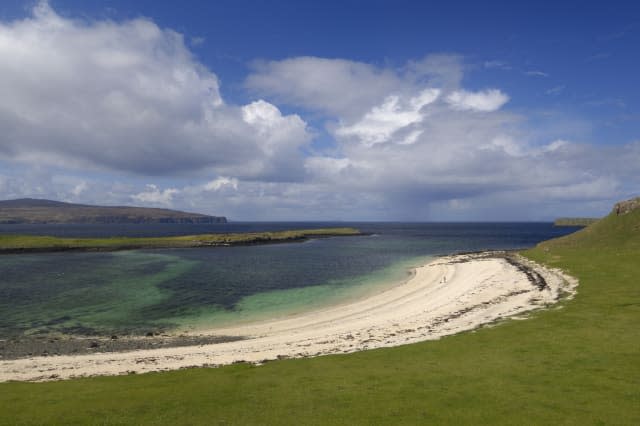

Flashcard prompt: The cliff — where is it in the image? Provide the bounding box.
[0,199,227,224]
[613,197,640,216]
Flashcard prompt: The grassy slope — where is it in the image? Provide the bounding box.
[553,217,600,227]
[0,228,361,252]
[1,213,638,424]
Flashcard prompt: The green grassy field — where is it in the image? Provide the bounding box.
[0,228,361,253]
[0,211,638,424]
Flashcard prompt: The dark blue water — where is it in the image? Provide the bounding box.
[0,221,578,242]
[0,223,579,337]
[0,222,344,237]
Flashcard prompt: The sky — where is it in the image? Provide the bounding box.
[0,0,638,221]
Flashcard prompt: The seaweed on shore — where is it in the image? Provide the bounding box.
[0,334,244,360]
[443,251,549,291]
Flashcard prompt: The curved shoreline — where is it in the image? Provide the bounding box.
[0,251,577,382]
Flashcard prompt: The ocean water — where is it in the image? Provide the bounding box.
[0,223,580,337]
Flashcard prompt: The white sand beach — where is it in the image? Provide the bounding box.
[0,252,577,382]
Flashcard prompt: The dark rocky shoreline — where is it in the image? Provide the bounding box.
[443,250,549,291]
[0,334,244,360]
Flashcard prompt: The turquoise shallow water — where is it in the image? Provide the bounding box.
[0,223,580,337]
[172,254,431,332]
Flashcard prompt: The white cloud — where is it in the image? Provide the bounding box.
[246,56,403,118]
[335,89,440,146]
[0,2,310,180]
[246,55,462,119]
[446,89,510,112]
[542,139,570,153]
[241,100,309,154]
[524,70,549,77]
[71,181,88,196]
[237,100,311,180]
[131,184,179,206]
[241,55,635,219]
[203,177,239,191]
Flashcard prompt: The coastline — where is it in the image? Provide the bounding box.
[0,251,578,382]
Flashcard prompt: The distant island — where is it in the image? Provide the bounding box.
[553,217,599,227]
[0,198,227,224]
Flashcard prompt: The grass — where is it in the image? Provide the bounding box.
[0,228,362,253]
[0,212,638,424]
[553,217,600,227]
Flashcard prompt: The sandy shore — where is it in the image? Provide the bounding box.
[0,252,577,382]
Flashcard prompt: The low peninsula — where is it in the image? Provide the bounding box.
[0,228,363,254]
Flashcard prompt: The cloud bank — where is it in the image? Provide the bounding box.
[0,2,636,220]
[0,2,309,181]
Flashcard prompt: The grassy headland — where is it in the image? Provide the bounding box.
[0,198,227,224]
[0,207,638,423]
[553,217,600,227]
[0,228,363,253]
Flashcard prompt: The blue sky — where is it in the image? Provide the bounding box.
[0,1,638,220]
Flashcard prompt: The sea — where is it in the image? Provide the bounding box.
[0,222,580,338]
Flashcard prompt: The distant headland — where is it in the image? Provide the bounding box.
[553,217,599,227]
[0,198,227,224]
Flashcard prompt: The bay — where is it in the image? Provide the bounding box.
[0,222,579,337]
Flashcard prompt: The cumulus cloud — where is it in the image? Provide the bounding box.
[445,89,510,112]
[244,54,635,219]
[132,184,179,206]
[246,56,403,118]
[246,54,462,119]
[203,177,239,191]
[0,2,310,180]
[335,89,440,146]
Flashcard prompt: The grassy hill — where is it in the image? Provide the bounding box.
[0,198,226,224]
[1,202,638,424]
[541,206,638,253]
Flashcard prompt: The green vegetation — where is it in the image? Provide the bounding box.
[0,228,363,253]
[1,211,638,424]
[553,217,600,227]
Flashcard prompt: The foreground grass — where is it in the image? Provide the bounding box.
[0,228,362,253]
[1,212,638,424]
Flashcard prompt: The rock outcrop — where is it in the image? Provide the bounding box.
[613,197,640,216]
